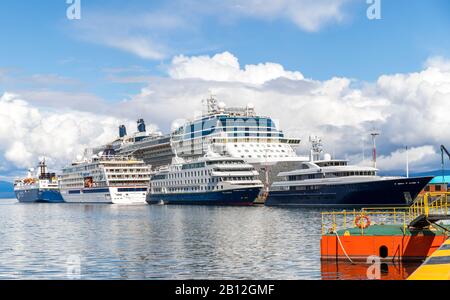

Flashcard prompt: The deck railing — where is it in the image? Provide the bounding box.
[321,192,450,236]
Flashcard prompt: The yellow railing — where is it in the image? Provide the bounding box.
[321,192,450,236]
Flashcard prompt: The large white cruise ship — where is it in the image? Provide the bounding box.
[147,151,263,206]
[59,149,151,204]
[89,95,309,190]
[171,96,304,164]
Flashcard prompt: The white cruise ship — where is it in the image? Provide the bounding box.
[59,149,151,204]
[146,152,263,206]
[171,96,305,164]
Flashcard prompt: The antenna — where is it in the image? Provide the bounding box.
[370,129,380,169]
[406,146,409,178]
[361,136,366,162]
[203,91,218,115]
[309,135,323,161]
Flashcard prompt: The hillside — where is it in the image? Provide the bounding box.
[0,181,14,198]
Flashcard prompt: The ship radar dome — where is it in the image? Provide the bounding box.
[247,103,255,109]
[171,122,180,132]
[324,153,332,161]
[218,101,226,112]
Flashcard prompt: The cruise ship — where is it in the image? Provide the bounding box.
[14,159,63,203]
[59,149,151,204]
[170,96,309,187]
[91,119,174,170]
[146,151,264,205]
[265,139,433,208]
[89,96,309,189]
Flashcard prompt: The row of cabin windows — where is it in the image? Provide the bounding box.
[153,185,224,193]
[106,168,148,173]
[236,149,286,153]
[153,176,254,187]
[288,171,375,181]
[168,170,210,179]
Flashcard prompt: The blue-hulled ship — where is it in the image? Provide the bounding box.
[265,141,433,208]
[14,159,64,203]
[146,152,263,206]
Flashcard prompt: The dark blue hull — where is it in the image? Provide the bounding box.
[266,176,433,208]
[15,188,64,203]
[146,187,261,206]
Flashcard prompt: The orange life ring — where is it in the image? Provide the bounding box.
[355,215,371,229]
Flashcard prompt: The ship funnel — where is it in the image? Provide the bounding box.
[137,119,146,133]
[119,125,127,138]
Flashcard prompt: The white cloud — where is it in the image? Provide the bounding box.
[217,0,351,32]
[71,12,185,60]
[118,52,450,173]
[169,51,304,84]
[375,146,438,173]
[0,93,131,170]
[425,56,450,72]
[3,53,450,175]
[69,1,352,60]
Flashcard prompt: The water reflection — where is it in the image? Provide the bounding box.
[321,260,422,280]
[0,199,419,279]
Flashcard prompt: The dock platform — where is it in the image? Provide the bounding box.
[408,238,450,280]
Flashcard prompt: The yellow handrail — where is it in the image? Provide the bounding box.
[322,191,450,235]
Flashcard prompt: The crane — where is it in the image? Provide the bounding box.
[440,145,450,182]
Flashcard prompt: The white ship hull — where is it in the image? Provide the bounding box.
[61,187,147,204]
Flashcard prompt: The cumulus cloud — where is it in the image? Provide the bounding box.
[370,146,438,174]
[169,52,304,84]
[2,52,450,175]
[0,93,132,171]
[118,52,450,173]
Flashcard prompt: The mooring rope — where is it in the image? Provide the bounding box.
[333,231,355,265]
[426,219,450,235]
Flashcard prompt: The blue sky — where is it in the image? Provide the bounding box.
[1,0,450,177]
[1,0,449,102]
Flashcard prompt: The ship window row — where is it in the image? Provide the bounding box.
[152,185,226,193]
[325,171,375,177]
[152,176,255,187]
[241,154,290,159]
[182,132,283,139]
[181,162,206,170]
[153,177,220,186]
[108,174,149,179]
[105,168,149,173]
[109,181,149,186]
[206,160,243,165]
[235,149,286,153]
[233,143,287,148]
[182,118,277,132]
[289,185,321,191]
[287,171,376,181]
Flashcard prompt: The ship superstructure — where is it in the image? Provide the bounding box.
[14,159,63,203]
[171,96,303,164]
[266,138,433,208]
[59,149,151,204]
[147,152,263,205]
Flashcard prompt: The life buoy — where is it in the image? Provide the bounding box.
[355,215,371,229]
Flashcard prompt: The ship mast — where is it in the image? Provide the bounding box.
[309,136,323,162]
[370,130,380,169]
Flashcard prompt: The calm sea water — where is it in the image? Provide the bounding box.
[0,199,417,280]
